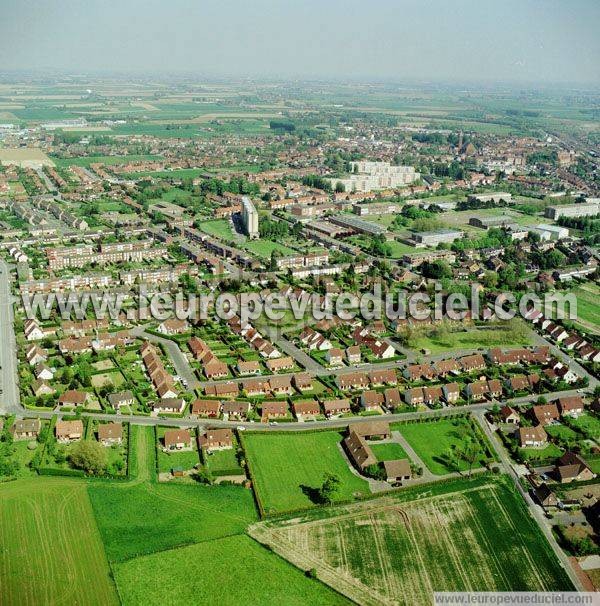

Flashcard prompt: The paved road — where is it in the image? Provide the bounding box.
[270,333,326,373]
[473,411,585,591]
[132,326,201,390]
[0,259,20,414]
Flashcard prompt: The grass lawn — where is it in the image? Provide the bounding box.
[88,426,257,562]
[568,413,600,439]
[250,476,573,604]
[544,424,578,441]
[0,478,118,605]
[409,322,531,354]
[588,458,600,474]
[91,370,125,389]
[369,441,409,462]
[519,443,564,462]
[113,535,350,606]
[205,446,243,475]
[244,239,296,259]
[198,219,235,240]
[242,430,370,515]
[392,418,491,475]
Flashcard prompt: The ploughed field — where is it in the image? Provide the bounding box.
[249,477,573,606]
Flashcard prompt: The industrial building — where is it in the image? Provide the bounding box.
[411,229,464,246]
[544,202,600,219]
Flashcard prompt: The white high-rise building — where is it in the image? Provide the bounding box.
[241,196,259,239]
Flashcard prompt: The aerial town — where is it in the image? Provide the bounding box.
[0,4,599,606]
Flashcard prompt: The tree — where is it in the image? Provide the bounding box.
[69,440,107,475]
[318,473,340,505]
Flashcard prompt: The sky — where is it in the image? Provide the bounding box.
[1,0,599,85]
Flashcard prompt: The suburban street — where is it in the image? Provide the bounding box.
[0,258,20,415]
[474,410,585,591]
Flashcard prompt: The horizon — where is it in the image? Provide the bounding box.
[2,0,599,86]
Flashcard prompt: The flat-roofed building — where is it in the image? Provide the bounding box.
[241,196,259,239]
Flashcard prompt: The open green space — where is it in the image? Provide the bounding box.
[244,239,296,258]
[369,441,409,462]
[88,426,256,562]
[113,535,350,606]
[0,478,118,606]
[519,443,564,462]
[242,430,370,515]
[391,417,492,475]
[197,218,235,240]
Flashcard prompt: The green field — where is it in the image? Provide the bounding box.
[250,476,572,605]
[89,426,256,562]
[242,431,370,515]
[391,417,491,475]
[567,413,600,439]
[244,239,296,259]
[566,283,600,333]
[0,478,118,605]
[198,219,235,240]
[519,443,564,462]
[369,441,409,461]
[113,535,349,606]
[409,322,531,354]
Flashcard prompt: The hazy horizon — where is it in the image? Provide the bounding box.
[1,0,599,86]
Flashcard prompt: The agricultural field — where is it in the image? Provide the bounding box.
[391,417,493,475]
[0,147,54,166]
[113,535,349,606]
[0,478,118,605]
[250,477,573,606]
[242,430,370,515]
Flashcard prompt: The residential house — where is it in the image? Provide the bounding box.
[236,360,261,376]
[384,459,412,484]
[57,390,90,408]
[499,406,520,424]
[32,379,55,397]
[343,429,377,471]
[322,398,351,417]
[369,369,397,386]
[222,400,251,420]
[268,376,293,396]
[325,348,344,367]
[336,372,370,391]
[266,356,295,373]
[292,399,321,419]
[384,388,401,410]
[346,346,361,365]
[203,359,229,380]
[190,399,221,418]
[205,382,238,399]
[557,396,584,417]
[157,318,190,335]
[349,421,390,440]
[198,429,233,451]
[107,390,135,412]
[151,398,186,416]
[531,404,560,426]
[98,422,123,446]
[163,429,193,451]
[261,401,289,422]
[518,425,548,448]
[554,452,595,483]
[360,390,384,412]
[293,373,313,392]
[55,420,84,443]
[442,383,460,404]
[404,387,424,407]
[423,385,443,406]
[459,353,486,373]
[242,378,269,397]
[10,418,41,440]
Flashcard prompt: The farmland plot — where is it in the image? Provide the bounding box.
[249,479,572,606]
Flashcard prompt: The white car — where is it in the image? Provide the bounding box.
[237,425,246,431]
